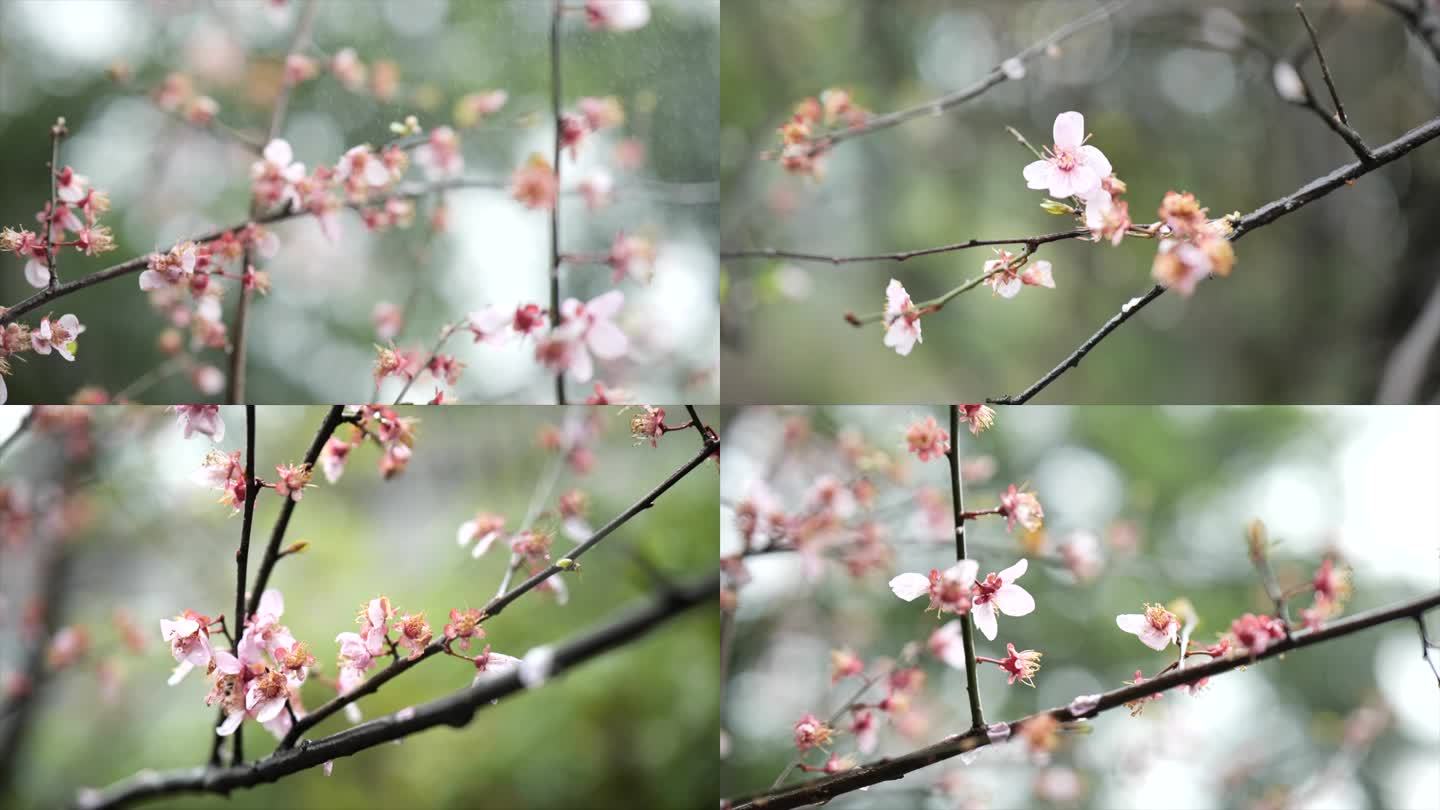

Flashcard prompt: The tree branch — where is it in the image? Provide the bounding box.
[721,229,1086,267]
[44,119,68,291]
[550,0,566,405]
[989,112,1440,405]
[276,416,719,747]
[75,570,718,810]
[946,405,984,730]
[727,589,1440,810]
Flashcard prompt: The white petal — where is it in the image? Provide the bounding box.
[586,290,625,319]
[997,558,1028,583]
[1115,614,1148,635]
[216,711,245,736]
[1053,111,1085,149]
[972,602,998,640]
[993,584,1035,617]
[166,660,195,686]
[263,139,293,167]
[518,646,556,687]
[586,319,629,359]
[947,559,979,588]
[258,589,284,618]
[888,572,931,602]
[1079,144,1111,178]
[457,520,478,546]
[1022,160,1053,190]
[24,259,49,288]
[568,345,594,383]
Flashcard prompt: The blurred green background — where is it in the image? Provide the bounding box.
[720,405,1440,809]
[721,1,1440,404]
[0,0,719,404]
[0,404,718,809]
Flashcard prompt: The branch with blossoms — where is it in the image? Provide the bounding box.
[0,0,699,404]
[723,5,1440,402]
[82,401,717,807]
[720,407,1439,810]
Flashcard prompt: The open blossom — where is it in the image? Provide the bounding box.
[55,166,89,204]
[319,435,354,484]
[197,449,247,511]
[998,485,1043,533]
[1022,111,1112,199]
[904,414,949,462]
[415,126,464,180]
[890,559,979,616]
[882,278,922,356]
[443,608,485,652]
[971,559,1036,641]
[984,250,1054,298]
[454,90,508,128]
[539,291,628,383]
[457,512,507,558]
[2,226,51,288]
[792,713,833,752]
[1084,185,1131,246]
[273,462,313,501]
[1150,192,1235,296]
[171,405,224,441]
[336,144,395,193]
[510,154,557,210]
[956,404,995,436]
[356,597,395,657]
[250,139,306,210]
[629,405,666,446]
[830,648,864,683]
[995,642,1043,687]
[1229,612,1287,656]
[1116,603,1179,651]
[331,47,367,91]
[1312,556,1351,606]
[30,314,85,361]
[585,0,650,31]
[335,631,375,696]
[139,241,211,291]
[160,610,213,685]
[607,232,656,283]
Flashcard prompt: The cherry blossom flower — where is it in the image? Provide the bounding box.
[356,596,394,657]
[30,314,85,361]
[336,144,394,193]
[391,613,432,659]
[250,139,306,211]
[1057,530,1104,582]
[983,249,1054,298]
[558,489,593,541]
[454,90,508,128]
[415,126,464,180]
[1229,612,1287,656]
[170,405,224,442]
[510,154,557,210]
[956,404,995,436]
[457,512,507,558]
[629,405,666,447]
[559,113,591,159]
[1312,556,1351,606]
[543,291,628,383]
[997,485,1044,533]
[890,560,979,616]
[443,608,484,652]
[828,648,864,684]
[319,436,354,484]
[330,48,367,92]
[849,709,878,754]
[140,241,211,291]
[971,559,1035,641]
[904,414,949,462]
[792,713,833,752]
[607,232,656,283]
[55,166,89,204]
[1116,603,1179,651]
[994,642,1042,687]
[159,610,213,685]
[335,631,375,697]
[1084,186,1131,246]
[1022,111,1112,199]
[273,462,313,501]
[471,644,523,686]
[927,620,969,670]
[882,279,922,356]
[585,0,651,32]
[197,449,247,512]
[2,226,51,288]
[45,625,88,670]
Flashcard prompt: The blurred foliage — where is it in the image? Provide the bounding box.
[0,404,719,809]
[0,0,718,403]
[720,405,1440,809]
[720,1,1440,403]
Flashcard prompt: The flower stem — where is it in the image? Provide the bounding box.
[948,405,986,730]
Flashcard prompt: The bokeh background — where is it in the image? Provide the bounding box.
[0,404,718,809]
[721,406,1440,809]
[0,0,719,403]
[721,1,1440,404]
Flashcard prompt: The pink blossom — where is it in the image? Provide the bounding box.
[829,648,864,683]
[357,596,394,657]
[971,559,1036,640]
[557,489,593,541]
[1021,111,1112,199]
[1229,612,1288,656]
[335,631,375,695]
[454,90,509,128]
[159,610,213,685]
[196,449,247,512]
[443,608,485,652]
[30,314,84,361]
[1122,670,1162,716]
[927,620,969,670]
[250,139,306,211]
[956,404,995,436]
[607,232,656,283]
[336,144,394,192]
[543,291,628,383]
[319,436,353,484]
[457,512,507,558]
[510,154,557,210]
[890,559,979,616]
[1084,187,1130,246]
[170,405,224,442]
[392,613,432,660]
[904,414,949,462]
[372,301,403,341]
[882,278,922,356]
[1115,603,1180,651]
[415,126,464,181]
[330,48,367,92]
[983,249,1054,298]
[585,0,651,32]
[559,113,591,159]
[55,166,90,204]
[140,241,210,291]
[273,463,313,501]
[2,226,50,288]
[998,485,1044,533]
[1058,530,1104,582]
[792,713,833,752]
[995,642,1042,687]
[849,709,878,754]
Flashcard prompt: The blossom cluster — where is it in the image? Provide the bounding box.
[772,88,869,178]
[2,163,117,289]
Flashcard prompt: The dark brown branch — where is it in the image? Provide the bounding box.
[1415,615,1440,687]
[1295,4,1348,126]
[989,113,1440,405]
[44,119,67,291]
[0,535,73,792]
[729,589,1440,810]
[245,406,346,617]
[276,417,719,747]
[75,570,718,810]
[946,405,984,730]
[226,405,258,765]
[720,229,1087,266]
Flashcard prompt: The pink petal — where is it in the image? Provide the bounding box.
[586,290,625,319]
[883,320,918,356]
[1053,111,1085,149]
[1022,160,1053,191]
[586,319,628,359]
[993,584,1035,616]
[997,558,1028,584]
[264,139,293,167]
[568,345,594,383]
[1079,144,1112,178]
[216,711,245,736]
[972,601,998,640]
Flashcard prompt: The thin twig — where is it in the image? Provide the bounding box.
[390,320,464,404]
[228,405,258,765]
[550,0,566,405]
[1295,4,1348,125]
[44,119,67,291]
[722,229,1085,266]
[947,405,985,730]
[770,665,892,789]
[1416,616,1440,687]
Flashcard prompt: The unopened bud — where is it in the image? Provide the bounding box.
[1245,519,1268,561]
[1040,199,1075,216]
[282,540,310,556]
